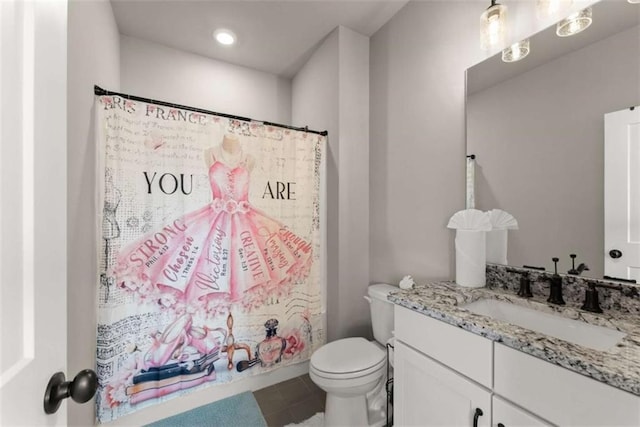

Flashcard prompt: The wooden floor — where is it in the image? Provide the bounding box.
[253,374,325,427]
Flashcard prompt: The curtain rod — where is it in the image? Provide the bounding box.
[94,85,328,137]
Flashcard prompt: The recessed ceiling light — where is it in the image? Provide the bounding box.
[214,29,236,46]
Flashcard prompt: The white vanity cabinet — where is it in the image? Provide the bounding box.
[395,306,492,426]
[395,341,491,427]
[394,305,640,427]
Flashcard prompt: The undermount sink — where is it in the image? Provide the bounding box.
[463,298,626,351]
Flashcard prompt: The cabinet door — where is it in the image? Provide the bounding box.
[395,341,491,427]
[492,396,551,427]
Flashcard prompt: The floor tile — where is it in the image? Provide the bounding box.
[254,374,325,426]
[277,377,310,406]
[300,373,321,393]
[254,387,285,416]
[264,408,292,427]
[288,395,324,423]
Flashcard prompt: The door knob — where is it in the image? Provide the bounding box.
[609,249,622,259]
[43,369,98,414]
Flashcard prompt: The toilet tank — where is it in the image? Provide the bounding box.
[367,283,398,345]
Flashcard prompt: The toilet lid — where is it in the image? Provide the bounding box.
[311,337,385,375]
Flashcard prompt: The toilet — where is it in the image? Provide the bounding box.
[309,283,397,427]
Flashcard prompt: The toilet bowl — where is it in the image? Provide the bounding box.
[310,338,387,427]
[309,283,397,427]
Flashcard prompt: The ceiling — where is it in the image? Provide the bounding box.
[110,0,409,78]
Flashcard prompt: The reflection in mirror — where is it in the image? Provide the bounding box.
[466,0,640,279]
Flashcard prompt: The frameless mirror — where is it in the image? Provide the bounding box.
[466,0,640,279]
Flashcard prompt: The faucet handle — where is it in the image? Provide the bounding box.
[506,268,534,298]
[517,272,533,298]
[568,254,589,275]
[581,284,603,313]
[547,258,565,305]
[568,254,577,274]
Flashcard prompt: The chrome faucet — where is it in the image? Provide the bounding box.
[567,254,589,275]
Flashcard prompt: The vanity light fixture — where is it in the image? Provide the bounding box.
[502,39,530,63]
[628,0,640,4]
[536,0,573,19]
[480,0,508,51]
[556,7,592,37]
[213,29,236,46]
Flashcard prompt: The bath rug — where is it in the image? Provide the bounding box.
[285,412,324,427]
[145,391,267,427]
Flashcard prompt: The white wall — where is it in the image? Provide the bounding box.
[67,1,120,425]
[120,35,291,124]
[292,26,370,341]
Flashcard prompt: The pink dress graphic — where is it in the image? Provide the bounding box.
[113,148,313,314]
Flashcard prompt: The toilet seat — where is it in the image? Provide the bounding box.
[310,337,386,380]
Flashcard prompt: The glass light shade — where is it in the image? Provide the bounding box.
[536,0,573,19]
[628,0,640,3]
[480,1,508,50]
[502,39,530,63]
[556,7,592,37]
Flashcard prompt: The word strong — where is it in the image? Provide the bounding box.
[262,181,296,200]
[144,172,193,195]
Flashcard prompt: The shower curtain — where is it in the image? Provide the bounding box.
[94,91,325,422]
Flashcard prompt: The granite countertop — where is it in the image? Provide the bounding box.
[388,281,640,396]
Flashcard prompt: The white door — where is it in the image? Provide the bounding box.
[0,1,69,425]
[394,341,491,427]
[605,107,640,281]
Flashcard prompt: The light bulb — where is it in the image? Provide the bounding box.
[502,39,530,63]
[556,7,592,37]
[537,0,573,19]
[480,1,508,50]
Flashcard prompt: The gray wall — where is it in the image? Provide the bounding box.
[467,25,640,277]
[292,29,340,341]
[292,26,371,341]
[368,0,590,286]
[67,1,120,425]
[369,1,483,285]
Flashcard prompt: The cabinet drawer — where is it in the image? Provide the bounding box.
[394,305,492,388]
[494,344,640,426]
[492,396,551,427]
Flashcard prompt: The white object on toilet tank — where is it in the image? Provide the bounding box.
[365,283,397,346]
